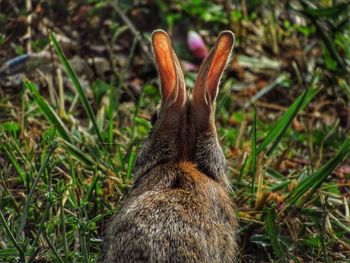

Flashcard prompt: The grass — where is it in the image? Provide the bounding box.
[1,0,350,262]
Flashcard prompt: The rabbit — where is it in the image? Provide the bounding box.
[103,29,237,263]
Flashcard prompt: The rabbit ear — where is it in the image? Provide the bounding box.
[193,31,235,106]
[152,30,185,107]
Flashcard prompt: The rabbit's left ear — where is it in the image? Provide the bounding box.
[152,30,186,108]
[193,31,235,106]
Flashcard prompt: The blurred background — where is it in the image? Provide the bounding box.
[0,0,350,262]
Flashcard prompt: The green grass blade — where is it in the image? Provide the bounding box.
[257,89,305,155]
[25,80,72,143]
[108,81,119,146]
[286,138,350,207]
[250,107,257,202]
[79,208,89,263]
[0,248,19,258]
[60,199,69,262]
[50,33,103,144]
[299,0,348,71]
[257,73,319,156]
[43,233,65,263]
[313,19,347,71]
[237,152,249,183]
[264,206,287,262]
[61,140,95,166]
[28,204,52,261]
[301,3,350,18]
[2,143,26,183]
[0,210,25,262]
[81,172,99,208]
[131,84,146,142]
[108,35,139,145]
[265,89,308,156]
[126,146,137,180]
[16,142,57,238]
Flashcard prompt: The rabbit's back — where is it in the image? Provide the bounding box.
[104,162,237,263]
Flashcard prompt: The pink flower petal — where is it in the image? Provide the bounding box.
[187,30,208,60]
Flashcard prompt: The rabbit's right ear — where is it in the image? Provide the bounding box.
[192,31,234,131]
[193,31,235,107]
[152,30,186,108]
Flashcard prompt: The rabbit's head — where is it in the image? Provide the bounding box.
[134,30,235,186]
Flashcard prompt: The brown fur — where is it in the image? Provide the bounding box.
[104,30,237,263]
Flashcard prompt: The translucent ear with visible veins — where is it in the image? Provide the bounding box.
[193,31,235,106]
[152,30,186,108]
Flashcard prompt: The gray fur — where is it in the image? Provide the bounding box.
[195,131,229,187]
